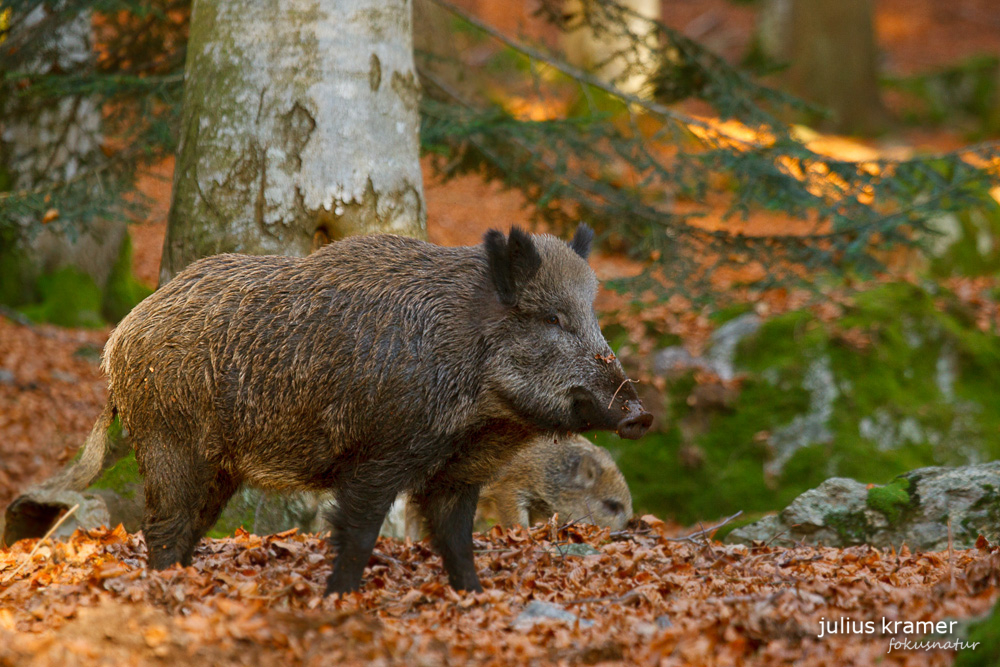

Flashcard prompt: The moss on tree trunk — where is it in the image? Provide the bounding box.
[161,0,426,283]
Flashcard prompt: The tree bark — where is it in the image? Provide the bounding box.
[760,0,885,133]
[560,0,661,96]
[160,0,426,283]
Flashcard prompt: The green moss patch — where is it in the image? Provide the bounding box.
[9,232,152,328]
[610,280,1000,525]
[866,478,911,523]
[824,510,871,545]
[954,603,1000,667]
[101,232,153,322]
[19,267,106,329]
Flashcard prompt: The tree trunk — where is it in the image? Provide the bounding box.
[0,4,126,300]
[160,0,426,283]
[560,0,661,96]
[759,0,885,133]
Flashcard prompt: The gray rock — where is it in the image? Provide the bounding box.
[0,369,14,385]
[779,477,867,528]
[513,601,594,630]
[727,462,1000,550]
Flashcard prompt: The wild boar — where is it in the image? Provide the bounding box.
[479,433,632,530]
[37,225,651,594]
[394,433,632,539]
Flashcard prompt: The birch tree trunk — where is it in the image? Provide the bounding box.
[160,0,426,283]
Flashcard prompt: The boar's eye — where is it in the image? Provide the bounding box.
[544,313,561,328]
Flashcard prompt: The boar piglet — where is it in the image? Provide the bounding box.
[58,224,652,594]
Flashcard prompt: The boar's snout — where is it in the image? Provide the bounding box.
[616,400,652,440]
[568,386,652,438]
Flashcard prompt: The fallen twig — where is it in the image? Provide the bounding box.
[665,511,743,544]
[2,503,80,584]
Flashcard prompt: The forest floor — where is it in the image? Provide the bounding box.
[3,1,1000,664]
[0,520,998,666]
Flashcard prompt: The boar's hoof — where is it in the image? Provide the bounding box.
[616,405,653,440]
[448,572,484,594]
[324,574,363,597]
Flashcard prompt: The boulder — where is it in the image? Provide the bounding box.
[726,462,1000,550]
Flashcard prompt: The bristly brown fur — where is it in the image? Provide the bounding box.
[90,227,649,594]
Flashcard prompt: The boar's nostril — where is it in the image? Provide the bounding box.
[616,410,652,440]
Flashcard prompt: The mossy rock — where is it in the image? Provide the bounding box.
[610,280,1000,525]
[866,478,910,524]
[6,231,152,328]
[726,462,1000,550]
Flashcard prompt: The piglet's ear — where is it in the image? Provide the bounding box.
[568,223,594,259]
[485,226,542,306]
[570,452,601,489]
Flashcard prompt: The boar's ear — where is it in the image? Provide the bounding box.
[568,224,594,259]
[484,226,541,306]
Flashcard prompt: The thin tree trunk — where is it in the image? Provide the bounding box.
[161,0,426,283]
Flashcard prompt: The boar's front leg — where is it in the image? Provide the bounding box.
[324,463,399,596]
[414,482,483,593]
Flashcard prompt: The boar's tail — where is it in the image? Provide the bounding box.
[50,402,127,492]
[2,402,129,546]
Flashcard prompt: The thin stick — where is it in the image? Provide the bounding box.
[608,378,637,409]
[947,517,955,590]
[2,503,80,584]
[665,510,743,543]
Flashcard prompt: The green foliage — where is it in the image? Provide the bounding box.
[19,268,106,329]
[0,227,37,307]
[866,478,910,523]
[954,603,1000,667]
[0,0,182,256]
[883,55,1000,137]
[605,280,1000,523]
[10,233,151,327]
[419,0,1000,301]
[929,203,1000,277]
[5,0,1000,305]
[101,233,154,322]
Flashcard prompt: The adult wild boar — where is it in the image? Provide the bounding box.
[60,224,651,594]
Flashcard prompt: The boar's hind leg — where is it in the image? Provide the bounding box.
[142,447,237,570]
[324,465,399,596]
[414,483,483,593]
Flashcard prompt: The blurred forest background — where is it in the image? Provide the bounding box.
[2,0,1000,535]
